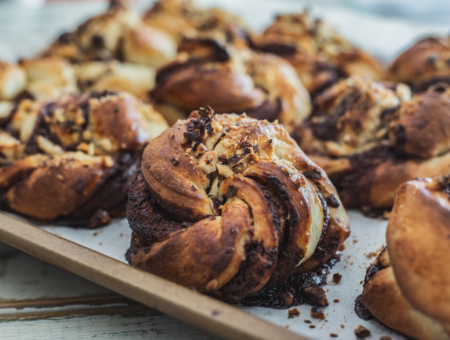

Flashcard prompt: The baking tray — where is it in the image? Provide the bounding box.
[0,0,447,339]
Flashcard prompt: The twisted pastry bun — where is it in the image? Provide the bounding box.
[151,37,311,130]
[0,91,167,226]
[296,76,450,208]
[143,0,251,47]
[255,12,383,96]
[126,107,349,302]
[44,0,176,68]
[361,175,450,340]
[389,37,450,93]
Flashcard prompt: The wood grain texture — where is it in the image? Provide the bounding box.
[0,213,306,340]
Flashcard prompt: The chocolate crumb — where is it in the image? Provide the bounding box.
[333,273,342,284]
[304,320,311,324]
[288,308,300,318]
[311,307,325,320]
[227,185,237,198]
[340,325,344,328]
[330,334,338,338]
[379,337,391,340]
[333,299,340,303]
[284,292,294,306]
[304,287,329,306]
[309,325,316,329]
[354,325,371,338]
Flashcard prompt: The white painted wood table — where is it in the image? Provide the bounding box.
[0,242,220,340]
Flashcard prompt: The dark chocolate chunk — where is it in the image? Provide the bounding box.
[326,194,340,208]
[184,130,201,140]
[229,155,241,163]
[227,185,237,198]
[303,169,322,179]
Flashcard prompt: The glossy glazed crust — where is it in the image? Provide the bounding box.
[0,91,167,226]
[255,12,382,95]
[127,107,349,301]
[389,37,450,93]
[387,177,450,325]
[151,38,311,131]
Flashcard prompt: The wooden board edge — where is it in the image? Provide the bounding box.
[0,213,310,340]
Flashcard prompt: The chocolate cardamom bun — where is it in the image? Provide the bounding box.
[44,0,177,67]
[297,76,450,209]
[389,37,450,93]
[143,0,251,46]
[126,107,349,303]
[150,36,311,130]
[255,12,383,96]
[361,175,450,340]
[0,91,167,227]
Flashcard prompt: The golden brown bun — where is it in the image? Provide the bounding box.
[389,84,450,158]
[0,91,168,226]
[389,37,450,93]
[362,261,449,340]
[361,176,450,339]
[143,0,251,47]
[122,26,177,67]
[255,12,383,95]
[296,78,450,209]
[151,39,311,131]
[387,176,450,325]
[143,0,202,40]
[43,0,175,67]
[127,107,349,301]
